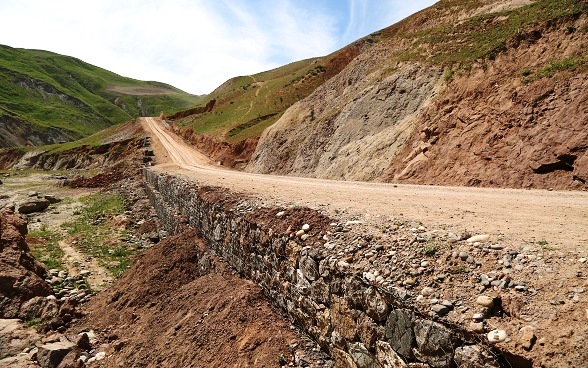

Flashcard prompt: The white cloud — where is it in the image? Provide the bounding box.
[0,0,435,95]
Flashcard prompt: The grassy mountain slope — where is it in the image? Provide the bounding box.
[170,38,370,145]
[0,45,201,147]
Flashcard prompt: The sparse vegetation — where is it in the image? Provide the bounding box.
[443,68,455,83]
[521,56,586,83]
[398,0,587,72]
[277,354,288,365]
[424,244,438,256]
[62,193,137,277]
[27,228,65,270]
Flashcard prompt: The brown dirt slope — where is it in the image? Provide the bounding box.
[79,229,328,368]
[247,0,588,190]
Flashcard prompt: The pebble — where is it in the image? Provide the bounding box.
[578,258,587,263]
[46,295,57,300]
[476,295,494,307]
[490,244,504,250]
[276,211,285,218]
[431,304,450,315]
[363,272,376,282]
[515,285,527,292]
[301,234,309,241]
[459,252,469,260]
[470,322,485,333]
[472,313,484,321]
[421,287,435,296]
[302,224,311,231]
[404,278,416,286]
[467,234,490,243]
[295,230,305,237]
[441,300,453,308]
[487,329,508,343]
[95,352,106,361]
[480,274,490,286]
[519,326,537,350]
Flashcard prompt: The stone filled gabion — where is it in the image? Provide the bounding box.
[144,169,502,367]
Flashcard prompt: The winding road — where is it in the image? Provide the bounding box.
[140,117,588,249]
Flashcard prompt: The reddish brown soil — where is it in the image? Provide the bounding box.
[77,229,321,368]
[170,123,259,168]
[68,159,141,188]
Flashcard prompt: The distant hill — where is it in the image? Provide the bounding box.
[167,38,369,146]
[0,45,201,147]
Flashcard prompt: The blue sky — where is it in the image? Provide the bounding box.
[0,0,436,94]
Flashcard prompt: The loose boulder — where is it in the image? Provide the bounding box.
[18,198,50,214]
[36,341,76,368]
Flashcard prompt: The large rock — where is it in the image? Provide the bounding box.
[0,209,52,318]
[331,296,357,341]
[332,348,358,368]
[299,255,319,281]
[17,198,50,214]
[385,309,414,358]
[413,319,460,368]
[0,319,43,359]
[364,286,390,322]
[37,341,76,368]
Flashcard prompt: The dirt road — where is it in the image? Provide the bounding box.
[140,117,588,249]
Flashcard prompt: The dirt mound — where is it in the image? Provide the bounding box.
[78,229,331,367]
[0,208,52,319]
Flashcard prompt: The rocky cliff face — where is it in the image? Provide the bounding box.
[249,61,443,181]
[248,1,588,189]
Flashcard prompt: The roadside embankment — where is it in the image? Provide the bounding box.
[145,168,587,367]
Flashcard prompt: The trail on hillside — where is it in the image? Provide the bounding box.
[140,117,588,249]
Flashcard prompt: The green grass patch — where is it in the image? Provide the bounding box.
[61,193,136,278]
[27,228,65,270]
[522,56,587,83]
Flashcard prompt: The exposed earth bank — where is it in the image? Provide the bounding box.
[247,3,588,190]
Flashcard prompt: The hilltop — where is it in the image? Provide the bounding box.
[0,45,201,147]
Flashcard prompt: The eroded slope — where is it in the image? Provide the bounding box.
[248,0,588,189]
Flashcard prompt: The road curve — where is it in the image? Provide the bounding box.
[140,117,588,249]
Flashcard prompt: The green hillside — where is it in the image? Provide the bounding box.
[0,45,201,147]
[171,40,367,144]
